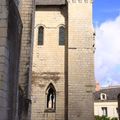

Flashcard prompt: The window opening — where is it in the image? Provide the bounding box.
[38,26,44,45]
[46,84,56,111]
[59,26,65,45]
[100,93,107,100]
[102,107,107,116]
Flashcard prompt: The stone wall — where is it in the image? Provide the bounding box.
[31,0,95,120]
[19,0,34,97]
[18,0,34,119]
[31,6,66,120]
[0,0,22,120]
[7,0,22,119]
[0,0,9,119]
[67,0,95,119]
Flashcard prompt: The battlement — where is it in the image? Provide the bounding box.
[35,0,92,5]
[35,0,66,5]
[67,0,92,3]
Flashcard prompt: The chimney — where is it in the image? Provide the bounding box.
[95,81,100,91]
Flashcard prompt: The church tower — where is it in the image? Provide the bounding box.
[67,0,95,119]
[31,0,95,120]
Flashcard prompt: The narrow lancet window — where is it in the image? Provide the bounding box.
[46,83,56,111]
[59,26,65,45]
[38,26,44,45]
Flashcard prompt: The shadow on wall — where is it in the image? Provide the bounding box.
[18,86,31,120]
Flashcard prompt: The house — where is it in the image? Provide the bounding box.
[94,86,120,119]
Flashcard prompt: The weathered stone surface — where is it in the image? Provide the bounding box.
[0,0,22,120]
[31,1,95,120]
[31,6,66,120]
[35,0,66,5]
[0,0,95,120]
[0,1,9,119]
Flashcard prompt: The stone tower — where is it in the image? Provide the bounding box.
[31,0,95,120]
[67,0,95,119]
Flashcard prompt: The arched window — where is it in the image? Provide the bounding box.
[38,26,44,45]
[59,26,65,45]
[46,83,56,111]
[100,93,107,100]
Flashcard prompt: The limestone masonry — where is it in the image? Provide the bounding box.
[0,0,95,120]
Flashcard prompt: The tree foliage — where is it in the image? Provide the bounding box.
[95,116,118,120]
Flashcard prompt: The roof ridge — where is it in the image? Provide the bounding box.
[101,85,120,90]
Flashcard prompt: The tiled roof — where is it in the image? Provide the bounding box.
[94,86,120,101]
[35,0,66,5]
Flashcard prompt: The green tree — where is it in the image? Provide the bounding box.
[95,116,118,120]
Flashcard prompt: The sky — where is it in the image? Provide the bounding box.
[93,0,120,86]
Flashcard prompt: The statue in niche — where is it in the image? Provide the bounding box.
[48,92,55,109]
[48,93,52,109]
[47,84,56,110]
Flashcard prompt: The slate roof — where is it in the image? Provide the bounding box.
[35,0,66,5]
[94,86,120,101]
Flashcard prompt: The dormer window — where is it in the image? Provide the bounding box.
[100,93,107,100]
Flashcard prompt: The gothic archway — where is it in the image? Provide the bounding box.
[46,83,56,111]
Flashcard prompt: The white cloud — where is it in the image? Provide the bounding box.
[95,15,120,86]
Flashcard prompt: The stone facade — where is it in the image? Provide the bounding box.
[31,6,66,120]
[68,1,95,120]
[18,0,34,119]
[31,0,95,120]
[0,0,95,119]
[0,0,9,119]
[0,0,22,120]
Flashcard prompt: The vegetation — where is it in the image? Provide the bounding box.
[95,116,118,120]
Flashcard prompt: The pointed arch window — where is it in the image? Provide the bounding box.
[38,26,44,45]
[45,83,56,112]
[59,26,65,45]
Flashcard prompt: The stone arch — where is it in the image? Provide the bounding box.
[45,83,56,111]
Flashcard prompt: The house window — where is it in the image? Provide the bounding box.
[102,107,107,116]
[59,26,65,45]
[100,93,107,100]
[45,83,56,112]
[38,26,44,45]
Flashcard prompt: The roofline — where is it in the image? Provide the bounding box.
[101,85,120,90]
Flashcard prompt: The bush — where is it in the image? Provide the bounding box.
[95,116,118,120]
[95,115,110,120]
[111,118,118,120]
